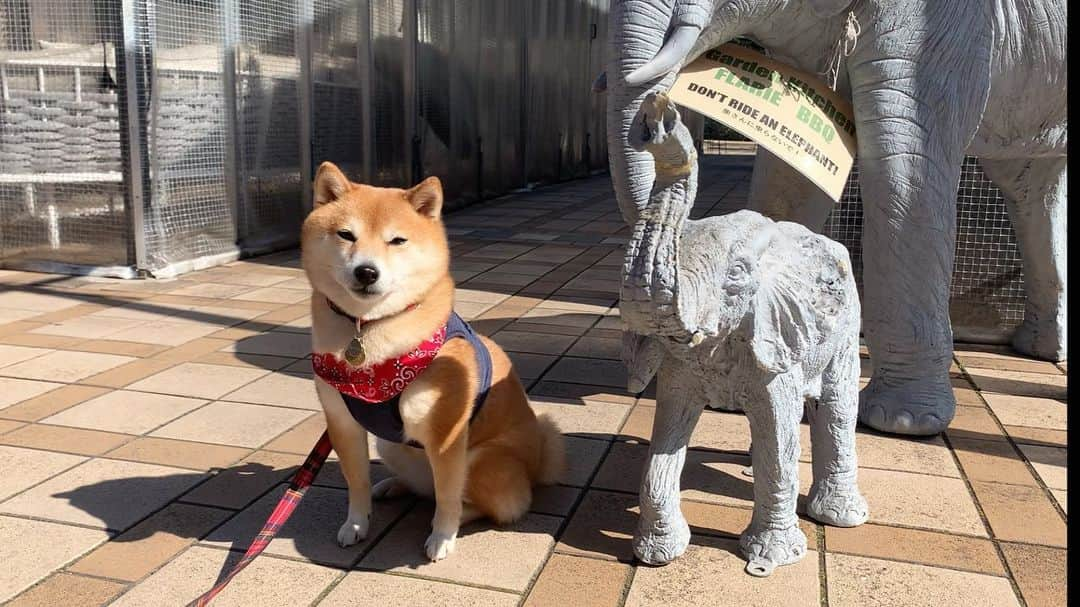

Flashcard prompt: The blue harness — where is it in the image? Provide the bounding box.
[341,312,493,447]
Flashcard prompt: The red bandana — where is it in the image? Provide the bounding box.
[312,325,447,403]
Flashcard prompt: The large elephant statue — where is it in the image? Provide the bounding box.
[603,0,1068,436]
[622,92,867,572]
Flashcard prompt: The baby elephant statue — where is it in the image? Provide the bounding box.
[620,92,868,576]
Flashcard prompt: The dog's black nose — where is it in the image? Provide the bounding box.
[353,265,379,286]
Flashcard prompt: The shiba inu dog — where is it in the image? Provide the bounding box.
[301,162,565,561]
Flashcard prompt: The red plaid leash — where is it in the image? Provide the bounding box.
[189,431,334,606]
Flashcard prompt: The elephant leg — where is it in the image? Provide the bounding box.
[748,147,835,232]
[740,380,807,577]
[633,358,705,565]
[856,140,966,436]
[806,336,868,527]
[979,157,1068,361]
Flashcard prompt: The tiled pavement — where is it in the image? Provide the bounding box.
[0,156,1067,606]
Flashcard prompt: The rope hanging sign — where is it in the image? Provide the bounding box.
[667,41,857,201]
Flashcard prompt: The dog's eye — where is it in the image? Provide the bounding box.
[336,230,356,242]
[389,237,408,246]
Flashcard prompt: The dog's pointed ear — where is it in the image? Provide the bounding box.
[314,162,350,206]
[405,176,443,219]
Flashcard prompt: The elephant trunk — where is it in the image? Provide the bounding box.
[607,0,715,225]
[621,93,700,341]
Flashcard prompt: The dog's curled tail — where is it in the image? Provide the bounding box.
[535,413,566,486]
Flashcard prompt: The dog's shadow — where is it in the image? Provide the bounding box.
[49,426,764,585]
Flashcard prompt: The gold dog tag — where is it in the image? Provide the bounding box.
[344,337,366,366]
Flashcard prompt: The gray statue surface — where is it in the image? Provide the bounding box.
[622,92,867,574]
[602,0,1068,436]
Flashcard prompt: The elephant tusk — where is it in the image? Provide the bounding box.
[625,25,701,86]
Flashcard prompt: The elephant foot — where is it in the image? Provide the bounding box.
[1011,319,1067,362]
[633,510,691,566]
[858,373,955,436]
[739,524,807,577]
[807,479,868,527]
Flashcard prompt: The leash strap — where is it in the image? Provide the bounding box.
[189,431,334,606]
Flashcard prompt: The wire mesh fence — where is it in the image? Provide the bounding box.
[823,156,1026,341]
[1,0,610,277]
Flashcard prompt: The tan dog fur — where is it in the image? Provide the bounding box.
[302,162,564,561]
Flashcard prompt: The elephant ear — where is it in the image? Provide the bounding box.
[806,0,853,18]
[746,234,827,374]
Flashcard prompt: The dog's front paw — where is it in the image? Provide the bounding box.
[337,513,369,547]
[424,530,457,561]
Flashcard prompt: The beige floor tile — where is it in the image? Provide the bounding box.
[5,572,125,607]
[999,542,1066,607]
[0,419,24,434]
[224,331,312,358]
[946,406,1007,442]
[0,308,40,324]
[103,320,221,346]
[0,445,86,501]
[1050,489,1066,513]
[529,380,637,405]
[1016,444,1066,490]
[0,516,109,603]
[455,287,510,304]
[179,450,304,510]
[626,536,820,607]
[0,423,131,455]
[827,553,1019,607]
[127,362,268,399]
[530,484,582,517]
[0,333,71,349]
[66,339,167,358]
[260,415,327,454]
[845,430,960,477]
[360,505,561,592]
[42,390,206,435]
[562,436,610,487]
[76,358,176,390]
[492,330,576,355]
[68,503,231,582]
[0,344,51,368]
[1004,425,1067,448]
[857,467,986,536]
[968,369,1066,400]
[29,316,144,340]
[220,372,320,411]
[0,458,204,531]
[106,437,250,471]
[193,351,297,371]
[109,545,338,607]
[957,352,1063,375]
[507,351,557,380]
[543,357,627,388]
[983,393,1066,430]
[523,553,630,607]
[0,350,134,383]
[565,336,621,360]
[171,282,255,299]
[825,523,1004,576]
[530,396,631,438]
[0,291,81,312]
[230,286,310,304]
[202,484,411,567]
[322,571,518,607]
[0,378,62,409]
[151,401,312,448]
[970,481,1065,547]
[949,437,1038,486]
